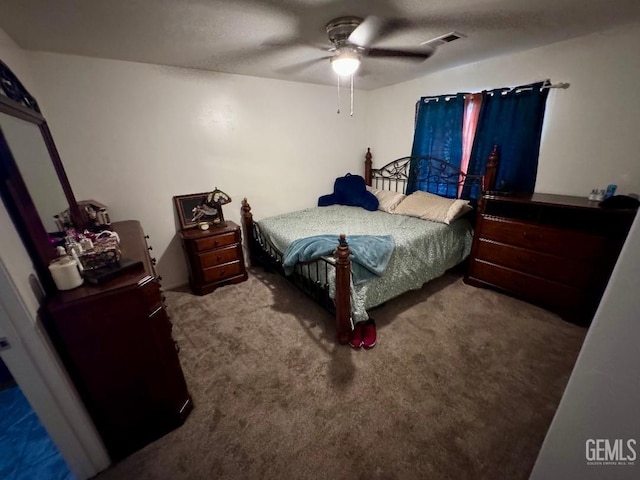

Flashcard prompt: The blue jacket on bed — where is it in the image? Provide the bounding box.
[318,173,379,211]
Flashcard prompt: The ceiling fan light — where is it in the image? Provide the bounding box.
[331,50,361,76]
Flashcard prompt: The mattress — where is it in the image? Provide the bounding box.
[257,205,474,321]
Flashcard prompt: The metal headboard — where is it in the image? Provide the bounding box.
[370,155,483,199]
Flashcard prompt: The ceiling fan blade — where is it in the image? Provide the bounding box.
[366,47,434,61]
[347,15,383,47]
[262,37,331,52]
[275,56,331,75]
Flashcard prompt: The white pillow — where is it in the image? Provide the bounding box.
[393,191,472,224]
[366,186,406,214]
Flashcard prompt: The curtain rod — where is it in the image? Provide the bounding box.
[423,82,570,102]
[514,82,570,93]
[542,82,570,89]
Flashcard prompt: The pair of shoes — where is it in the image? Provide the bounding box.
[362,318,376,350]
[348,319,377,350]
[349,322,364,349]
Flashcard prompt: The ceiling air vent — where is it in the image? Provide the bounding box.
[420,31,466,47]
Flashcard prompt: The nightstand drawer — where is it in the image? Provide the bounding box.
[197,244,241,269]
[479,216,606,260]
[469,259,585,310]
[475,238,596,289]
[202,260,243,283]
[193,231,238,252]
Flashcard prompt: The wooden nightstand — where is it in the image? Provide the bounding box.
[464,192,637,326]
[179,221,248,295]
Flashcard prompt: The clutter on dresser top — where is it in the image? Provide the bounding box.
[588,184,617,202]
[47,201,143,289]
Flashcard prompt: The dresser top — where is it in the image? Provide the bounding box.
[45,220,153,308]
[483,192,638,212]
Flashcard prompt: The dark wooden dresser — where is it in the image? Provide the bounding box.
[42,220,193,461]
[179,220,248,295]
[464,193,637,325]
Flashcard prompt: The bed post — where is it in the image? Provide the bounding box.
[335,234,351,345]
[364,148,373,186]
[482,145,500,192]
[240,198,257,267]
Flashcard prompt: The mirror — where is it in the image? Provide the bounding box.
[0,112,70,232]
[0,60,83,293]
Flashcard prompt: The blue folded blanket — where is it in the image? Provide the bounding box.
[283,234,395,285]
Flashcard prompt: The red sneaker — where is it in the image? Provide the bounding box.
[362,319,376,350]
[349,322,364,349]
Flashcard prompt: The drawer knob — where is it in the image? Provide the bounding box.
[522,231,540,240]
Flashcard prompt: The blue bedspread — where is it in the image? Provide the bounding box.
[283,234,395,285]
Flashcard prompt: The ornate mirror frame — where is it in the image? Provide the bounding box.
[0,60,84,293]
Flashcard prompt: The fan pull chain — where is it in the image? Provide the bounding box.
[335,74,356,116]
[336,75,341,114]
[350,74,354,116]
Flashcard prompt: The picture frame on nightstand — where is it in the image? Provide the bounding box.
[173,192,220,230]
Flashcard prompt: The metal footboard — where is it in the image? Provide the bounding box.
[249,221,337,316]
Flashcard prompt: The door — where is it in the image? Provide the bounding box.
[0,317,72,479]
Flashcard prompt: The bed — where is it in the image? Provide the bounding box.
[241,147,499,344]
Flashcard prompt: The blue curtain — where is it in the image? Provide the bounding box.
[407,94,464,196]
[464,81,549,199]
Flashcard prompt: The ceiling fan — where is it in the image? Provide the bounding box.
[323,15,437,76]
[267,14,465,114]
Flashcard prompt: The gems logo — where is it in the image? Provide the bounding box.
[586,439,636,466]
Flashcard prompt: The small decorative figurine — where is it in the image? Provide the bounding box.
[190,187,232,227]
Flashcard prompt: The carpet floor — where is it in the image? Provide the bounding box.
[94,268,586,480]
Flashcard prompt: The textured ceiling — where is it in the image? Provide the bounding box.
[1,0,640,90]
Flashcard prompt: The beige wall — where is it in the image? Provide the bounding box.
[26,53,368,288]
[367,22,640,198]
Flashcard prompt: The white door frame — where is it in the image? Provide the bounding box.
[0,258,110,479]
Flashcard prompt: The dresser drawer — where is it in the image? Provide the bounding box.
[149,304,173,345]
[197,244,241,269]
[202,260,244,283]
[475,238,596,289]
[193,230,238,252]
[479,216,607,261]
[469,259,585,310]
[139,278,163,311]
